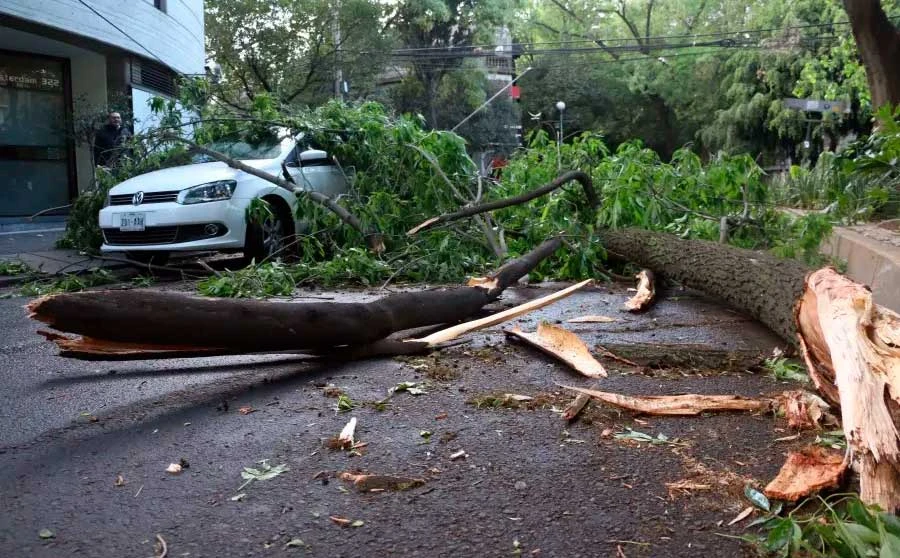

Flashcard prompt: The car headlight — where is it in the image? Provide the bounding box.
[177,180,237,204]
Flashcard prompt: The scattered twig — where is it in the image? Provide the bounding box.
[154,534,168,558]
[595,344,640,367]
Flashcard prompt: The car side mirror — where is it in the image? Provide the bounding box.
[299,149,330,167]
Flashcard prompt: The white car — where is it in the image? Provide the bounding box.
[99,134,351,264]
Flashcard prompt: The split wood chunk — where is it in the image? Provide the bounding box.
[776,390,837,430]
[411,279,592,346]
[563,389,594,421]
[505,322,607,378]
[623,269,655,312]
[562,386,767,415]
[338,417,357,448]
[795,268,900,511]
[764,446,847,502]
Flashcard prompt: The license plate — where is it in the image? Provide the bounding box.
[118,212,146,231]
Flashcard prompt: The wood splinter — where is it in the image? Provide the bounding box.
[561,385,767,416]
[623,269,655,312]
[504,322,607,378]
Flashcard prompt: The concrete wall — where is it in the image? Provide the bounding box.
[822,227,900,312]
[0,25,107,194]
[0,0,205,75]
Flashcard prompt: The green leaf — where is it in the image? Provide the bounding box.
[766,519,794,552]
[880,512,900,538]
[744,486,771,512]
[847,498,877,531]
[38,528,54,539]
[879,528,900,558]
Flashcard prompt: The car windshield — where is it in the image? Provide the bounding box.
[192,137,284,163]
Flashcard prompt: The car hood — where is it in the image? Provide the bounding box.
[109,159,281,195]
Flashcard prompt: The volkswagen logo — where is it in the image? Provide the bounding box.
[132,191,144,206]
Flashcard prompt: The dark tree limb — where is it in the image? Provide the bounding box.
[28,238,563,357]
[173,138,384,252]
[408,171,598,235]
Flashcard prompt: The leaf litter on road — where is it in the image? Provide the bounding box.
[614,428,686,447]
[237,459,289,492]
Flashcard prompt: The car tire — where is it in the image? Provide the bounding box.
[243,201,292,265]
[125,251,170,266]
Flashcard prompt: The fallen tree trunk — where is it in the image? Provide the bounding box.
[598,228,900,512]
[407,170,598,235]
[28,238,563,357]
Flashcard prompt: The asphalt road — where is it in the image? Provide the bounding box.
[1,282,809,557]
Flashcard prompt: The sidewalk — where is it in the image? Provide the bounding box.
[0,228,127,285]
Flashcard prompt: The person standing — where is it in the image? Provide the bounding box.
[93,111,131,168]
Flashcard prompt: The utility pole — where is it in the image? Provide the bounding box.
[333,0,343,101]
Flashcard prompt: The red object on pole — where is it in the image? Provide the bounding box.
[510,85,521,100]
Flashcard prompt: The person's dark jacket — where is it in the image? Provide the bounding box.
[93,124,131,167]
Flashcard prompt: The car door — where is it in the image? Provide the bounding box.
[283,140,348,198]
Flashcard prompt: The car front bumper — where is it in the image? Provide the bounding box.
[99,200,247,252]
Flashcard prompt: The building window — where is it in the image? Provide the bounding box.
[154,0,167,12]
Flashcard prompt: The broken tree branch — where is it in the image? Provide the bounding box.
[29,238,565,359]
[408,170,598,235]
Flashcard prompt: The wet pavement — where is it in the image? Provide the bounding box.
[0,281,812,557]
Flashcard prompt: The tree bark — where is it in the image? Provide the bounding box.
[599,228,900,512]
[28,238,563,356]
[599,228,808,343]
[843,0,900,111]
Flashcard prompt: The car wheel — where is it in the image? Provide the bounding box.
[125,251,170,266]
[244,203,291,265]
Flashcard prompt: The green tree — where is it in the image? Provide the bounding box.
[383,0,521,129]
[206,0,393,109]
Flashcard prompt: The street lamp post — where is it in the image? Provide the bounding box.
[555,101,566,171]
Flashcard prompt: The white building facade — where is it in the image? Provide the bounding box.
[0,0,205,218]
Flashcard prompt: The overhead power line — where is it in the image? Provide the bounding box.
[381,15,899,56]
